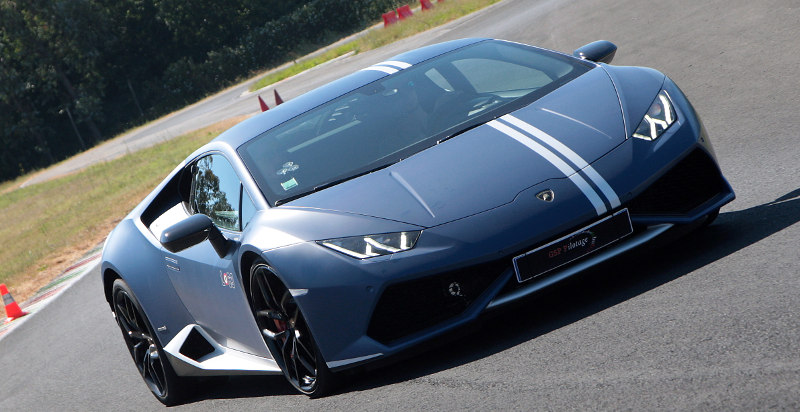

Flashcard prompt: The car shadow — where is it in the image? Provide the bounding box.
[187,188,800,402]
[184,375,297,402]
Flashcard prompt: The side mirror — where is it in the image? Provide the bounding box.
[573,40,617,64]
[160,214,229,258]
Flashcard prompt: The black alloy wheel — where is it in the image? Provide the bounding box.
[112,279,186,405]
[249,262,332,397]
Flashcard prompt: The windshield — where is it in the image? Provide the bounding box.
[238,40,591,206]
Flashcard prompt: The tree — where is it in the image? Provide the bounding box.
[0,0,111,167]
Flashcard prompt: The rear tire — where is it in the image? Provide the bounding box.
[248,261,334,397]
[112,279,190,406]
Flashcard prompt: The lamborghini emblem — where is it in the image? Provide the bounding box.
[536,189,555,202]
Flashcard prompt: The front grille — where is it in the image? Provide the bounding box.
[367,260,505,344]
[628,149,725,215]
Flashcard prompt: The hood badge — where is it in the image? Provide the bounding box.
[536,189,555,202]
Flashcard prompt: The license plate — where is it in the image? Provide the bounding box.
[513,209,633,283]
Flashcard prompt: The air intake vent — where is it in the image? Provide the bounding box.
[629,149,725,215]
[367,260,504,344]
[179,327,215,361]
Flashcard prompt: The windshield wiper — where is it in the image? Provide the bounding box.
[436,121,489,145]
[274,162,394,206]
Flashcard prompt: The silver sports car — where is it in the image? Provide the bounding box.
[101,38,734,404]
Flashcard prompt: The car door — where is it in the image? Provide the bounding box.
[163,153,264,355]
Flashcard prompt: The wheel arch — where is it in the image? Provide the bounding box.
[238,250,263,306]
[102,266,122,308]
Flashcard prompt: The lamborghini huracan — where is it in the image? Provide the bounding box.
[100,38,734,404]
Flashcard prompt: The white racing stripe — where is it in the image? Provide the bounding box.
[488,120,607,215]
[500,114,621,209]
[360,60,412,75]
[380,60,412,69]
[361,66,398,75]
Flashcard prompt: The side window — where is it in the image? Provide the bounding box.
[192,154,241,231]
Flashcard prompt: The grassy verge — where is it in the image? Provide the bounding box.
[250,44,359,91]
[0,117,243,300]
[249,0,502,92]
[0,174,30,196]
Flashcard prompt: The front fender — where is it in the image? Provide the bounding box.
[101,218,195,347]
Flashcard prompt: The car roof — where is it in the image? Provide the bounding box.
[210,38,489,150]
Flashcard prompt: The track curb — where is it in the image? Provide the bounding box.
[0,243,104,341]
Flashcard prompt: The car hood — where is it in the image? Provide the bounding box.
[287,68,626,227]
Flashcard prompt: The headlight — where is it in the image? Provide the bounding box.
[318,231,421,259]
[632,90,676,141]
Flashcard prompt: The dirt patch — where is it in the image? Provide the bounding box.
[10,218,119,304]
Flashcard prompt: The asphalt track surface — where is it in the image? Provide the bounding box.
[3,0,800,409]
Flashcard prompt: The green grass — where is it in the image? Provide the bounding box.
[249,0,502,92]
[0,174,29,195]
[0,120,235,287]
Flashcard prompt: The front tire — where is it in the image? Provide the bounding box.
[112,279,189,405]
[248,261,334,397]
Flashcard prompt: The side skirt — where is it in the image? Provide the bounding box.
[163,324,282,377]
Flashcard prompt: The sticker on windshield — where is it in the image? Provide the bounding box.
[276,161,299,175]
[281,177,299,191]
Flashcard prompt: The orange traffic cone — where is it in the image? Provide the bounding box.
[1,284,27,322]
[274,89,284,106]
[258,95,269,112]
